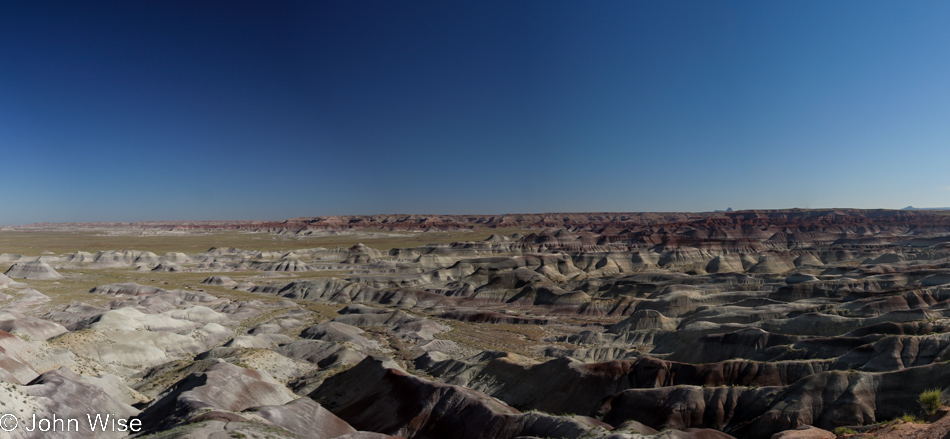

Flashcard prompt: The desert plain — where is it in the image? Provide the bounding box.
[3,210,950,438]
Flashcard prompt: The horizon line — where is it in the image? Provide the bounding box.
[5,206,950,228]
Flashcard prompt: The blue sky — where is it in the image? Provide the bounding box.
[1,1,949,224]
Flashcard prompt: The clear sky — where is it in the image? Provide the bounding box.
[2,1,949,224]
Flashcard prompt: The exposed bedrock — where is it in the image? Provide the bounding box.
[598,362,950,438]
[271,278,456,308]
[439,309,558,325]
[416,353,835,417]
[313,356,732,439]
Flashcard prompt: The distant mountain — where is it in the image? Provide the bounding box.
[903,206,950,211]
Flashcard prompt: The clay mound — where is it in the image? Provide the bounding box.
[89,250,134,268]
[137,360,297,431]
[204,247,246,255]
[275,340,367,368]
[793,253,825,267]
[135,361,353,437]
[706,254,745,273]
[65,251,95,263]
[0,330,42,384]
[300,322,381,350]
[4,260,63,279]
[81,306,181,332]
[256,257,315,272]
[3,289,52,313]
[547,290,593,306]
[0,311,68,340]
[333,309,449,341]
[0,272,25,288]
[151,262,184,272]
[748,253,796,274]
[347,243,383,257]
[275,278,455,308]
[234,281,257,291]
[201,275,237,287]
[133,251,160,265]
[658,246,713,268]
[44,302,110,329]
[0,253,25,263]
[89,282,164,296]
[166,306,228,324]
[771,426,836,438]
[196,346,314,382]
[344,243,381,264]
[160,252,193,263]
[485,234,510,243]
[608,309,678,333]
[16,367,140,437]
[247,397,358,439]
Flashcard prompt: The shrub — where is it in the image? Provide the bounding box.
[920,388,943,415]
[899,413,921,423]
[833,426,858,435]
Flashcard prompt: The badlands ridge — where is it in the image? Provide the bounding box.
[3,209,950,438]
